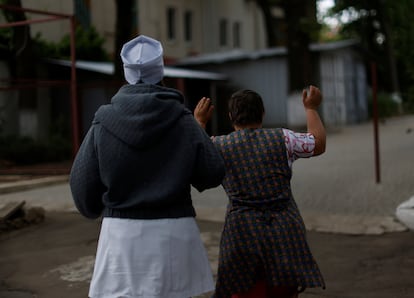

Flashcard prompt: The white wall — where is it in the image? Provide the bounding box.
[18,0,267,60]
[22,0,74,43]
[320,53,347,127]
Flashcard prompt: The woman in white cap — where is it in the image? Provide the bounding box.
[70,35,225,298]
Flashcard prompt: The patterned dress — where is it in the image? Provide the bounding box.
[212,128,325,297]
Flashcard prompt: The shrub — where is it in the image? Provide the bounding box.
[33,25,109,61]
[0,134,71,165]
[368,92,400,118]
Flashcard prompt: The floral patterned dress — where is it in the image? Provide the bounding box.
[212,128,325,297]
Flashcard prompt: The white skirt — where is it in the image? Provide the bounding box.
[89,217,214,298]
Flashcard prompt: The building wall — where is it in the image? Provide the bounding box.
[90,0,116,56]
[22,0,74,43]
[184,56,288,127]
[217,57,288,127]
[19,0,267,60]
[198,0,266,53]
[320,52,347,127]
[319,49,368,128]
[139,0,205,59]
[179,43,368,129]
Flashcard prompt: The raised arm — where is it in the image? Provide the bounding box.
[303,86,326,156]
[194,97,214,129]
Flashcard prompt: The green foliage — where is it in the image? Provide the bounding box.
[33,25,109,61]
[326,0,414,114]
[402,86,414,114]
[368,92,400,119]
[0,112,72,165]
[0,134,71,165]
[318,23,343,42]
[0,22,109,61]
[0,28,12,52]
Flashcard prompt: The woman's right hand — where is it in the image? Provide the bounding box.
[303,85,322,110]
[194,97,214,129]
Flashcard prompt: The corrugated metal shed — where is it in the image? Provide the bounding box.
[177,39,368,128]
[177,49,289,127]
[44,59,228,136]
[46,59,227,80]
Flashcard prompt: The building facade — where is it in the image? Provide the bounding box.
[21,0,267,61]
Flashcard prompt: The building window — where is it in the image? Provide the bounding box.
[167,7,176,40]
[219,19,228,46]
[74,0,91,28]
[233,22,241,48]
[184,10,193,42]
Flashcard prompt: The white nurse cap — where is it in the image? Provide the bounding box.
[120,35,164,84]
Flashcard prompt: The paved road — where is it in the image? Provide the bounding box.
[1,115,414,297]
[1,115,413,234]
[191,114,414,234]
[1,212,414,298]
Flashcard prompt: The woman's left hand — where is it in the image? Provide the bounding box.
[194,97,214,129]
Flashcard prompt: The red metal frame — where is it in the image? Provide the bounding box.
[371,62,381,184]
[0,4,80,156]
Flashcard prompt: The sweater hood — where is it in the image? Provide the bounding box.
[94,84,189,148]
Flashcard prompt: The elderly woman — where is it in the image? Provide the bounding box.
[195,86,326,298]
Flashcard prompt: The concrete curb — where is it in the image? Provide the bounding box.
[0,175,69,195]
[301,212,408,235]
[194,206,409,235]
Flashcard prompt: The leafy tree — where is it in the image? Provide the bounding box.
[387,0,414,110]
[328,0,414,111]
[282,0,320,91]
[250,0,321,92]
[33,26,109,61]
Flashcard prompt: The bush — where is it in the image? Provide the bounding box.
[33,25,109,61]
[368,92,400,118]
[402,86,414,114]
[0,135,71,165]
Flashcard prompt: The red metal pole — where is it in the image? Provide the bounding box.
[0,16,66,28]
[0,4,72,18]
[176,78,185,94]
[70,16,80,157]
[371,62,381,184]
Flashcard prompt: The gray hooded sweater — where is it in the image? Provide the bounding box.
[70,84,225,219]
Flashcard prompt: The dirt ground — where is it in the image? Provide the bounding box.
[0,212,414,298]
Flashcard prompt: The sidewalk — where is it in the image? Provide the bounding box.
[1,115,414,234]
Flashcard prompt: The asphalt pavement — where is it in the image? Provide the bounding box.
[1,114,414,297]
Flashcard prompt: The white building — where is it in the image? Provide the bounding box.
[21,0,267,60]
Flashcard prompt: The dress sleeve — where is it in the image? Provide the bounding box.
[282,128,315,167]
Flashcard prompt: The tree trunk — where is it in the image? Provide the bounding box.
[282,0,317,92]
[256,0,279,47]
